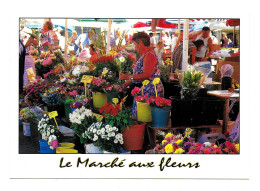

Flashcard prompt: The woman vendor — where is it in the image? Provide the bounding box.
[119,32,164,116]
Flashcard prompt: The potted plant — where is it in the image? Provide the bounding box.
[105,82,124,103]
[147,96,172,127]
[37,114,63,153]
[88,77,107,109]
[131,87,151,122]
[82,122,124,153]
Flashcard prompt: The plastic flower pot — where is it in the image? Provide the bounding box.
[122,122,146,151]
[151,107,171,127]
[107,92,119,103]
[84,143,103,153]
[137,102,152,122]
[59,142,75,149]
[22,122,31,136]
[39,139,56,154]
[92,92,107,109]
[56,148,78,154]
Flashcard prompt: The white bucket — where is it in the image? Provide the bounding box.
[84,144,103,153]
[22,122,31,136]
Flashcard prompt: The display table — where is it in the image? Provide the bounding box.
[207,90,239,134]
[203,81,221,90]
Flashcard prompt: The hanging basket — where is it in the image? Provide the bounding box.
[137,102,152,122]
[92,92,107,109]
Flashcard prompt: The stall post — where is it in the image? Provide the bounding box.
[64,19,68,61]
[182,19,189,71]
[106,19,112,54]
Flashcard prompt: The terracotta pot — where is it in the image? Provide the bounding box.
[122,122,146,151]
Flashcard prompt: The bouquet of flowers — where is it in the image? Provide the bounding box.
[71,65,89,77]
[69,107,97,144]
[82,122,123,153]
[160,58,173,83]
[88,77,107,93]
[38,114,62,150]
[147,96,171,108]
[115,52,136,74]
[41,87,60,106]
[153,132,239,154]
[19,106,44,122]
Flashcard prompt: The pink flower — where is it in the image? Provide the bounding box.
[69,90,77,96]
[50,139,58,148]
[131,87,141,96]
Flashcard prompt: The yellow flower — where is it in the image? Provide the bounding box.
[232,84,235,89]
[175,139,183,145]
[165,144,174,154]
[65,73,70,78]
[162,140,167,144]
[236,84,239,88]
[109,51,117,56]
[174,148,184,154]
[213,145,217,148]
[165,133,172,138]
[235,144,239,152]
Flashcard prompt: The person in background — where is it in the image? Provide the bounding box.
[41,21,59,46]
[154,40,165,65]
[69,30,78,45]
[174,30,202,50]
[211,31,218,44]
[162,32,171,48]
[19,38,26,95]
[119,32,164,117]
[220,32,231,48]
[195,26,214,61]
[171,31,179,53]
[220,64,234,90]
[171,40,204,72]
[88,44,98,62]
[54,27,65,51]
[23,33,38,86]
[74,33,90,55]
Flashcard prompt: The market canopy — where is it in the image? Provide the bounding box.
[226,19,240,27]
[75,19,126,23]
[132,22,151,28]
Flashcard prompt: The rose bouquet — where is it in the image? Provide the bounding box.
[81,122,123,153]
[69,107,97,144]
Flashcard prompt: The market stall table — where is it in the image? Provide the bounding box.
[207,90,239,134]
[203,81,221,90]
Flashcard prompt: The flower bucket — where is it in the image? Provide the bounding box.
[56,148,78,154]
[39,139,56,154]
[84,143,103,153]
[137,102,152,122]
[107,92,119,103]
[151,107,171,127]
[22,122,31,136]
[122,122,146,151]
[92,92,107,109]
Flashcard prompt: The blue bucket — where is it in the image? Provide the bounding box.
[151,107,171,127]
[39,139,56,154]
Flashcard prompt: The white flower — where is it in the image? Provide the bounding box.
[107,137,110,140]
[108,133,112,137]
[101,135,106,139]
[119,56,125,63]
[118,137,123,142]
[114,139,118,144]
[108,127,113,132]
[105,125,110,129]
[101,128,105,132]
[204,142,211,148]
[51,129,54,133]
[115,134,120,139]
[93,129,97,133]
[97,130,101,135]
[111,132,115,137]
[120,141,124,145]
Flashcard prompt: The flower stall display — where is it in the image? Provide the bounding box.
[71,65,89,77]
[152,130,239,154]
[131,87,151,122]
[69,107,97,145]
[82,122,123,153]
[89,77,108,108]
[147,96,172,127]
[38,114,63,153]
[176,67,203,101]
[105,82,124,103]
[115,52,136,74]
[19,106,44,136]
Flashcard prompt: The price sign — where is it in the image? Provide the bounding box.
[182,128,193,140]
[92,113,103,122]
[142,80,150,96]
[48,111,59,130]
[81,75,93,83]
[152,78,160,97]
[27,68,35,82]
[112,98,119,105]
[101,70,108,79]
[122,95,128,102]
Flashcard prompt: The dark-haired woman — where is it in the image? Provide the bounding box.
[171,39,204,72]
[119,32,164,116]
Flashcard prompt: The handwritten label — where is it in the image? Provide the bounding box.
[92,113,103,122]
[81,75,93,84]
[112,98,119,105]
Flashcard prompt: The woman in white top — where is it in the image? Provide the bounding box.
[154,40,165,65]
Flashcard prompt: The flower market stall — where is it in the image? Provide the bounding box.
[19,18,239,154]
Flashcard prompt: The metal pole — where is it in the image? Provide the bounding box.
[182,19,189,71]
[64,19,68,61]
[106,19,112,54]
